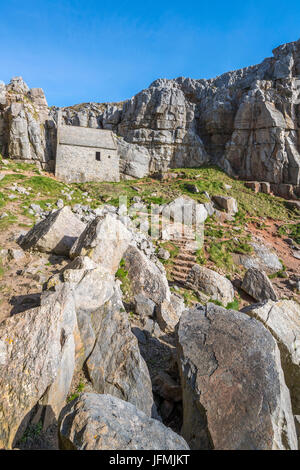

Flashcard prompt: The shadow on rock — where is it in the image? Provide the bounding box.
[13,404,58,450]
[9,293,42,316]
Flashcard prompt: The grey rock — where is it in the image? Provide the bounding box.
[0,284,77,449]
[55,259,155,417]
[85,286,155,416]
[156,299,181,333]
[124,244,171,304]
[134,293,156,318]
[177,303,297,450]
[292,250,300,260]
[7,248,25,261]
[70,214,132,274]
[241,299,300,414]
[117,137,151,178]
[235,241,283,274]
[241,267,278,302]
[157,247,170,260]
[59,393,189,450]
[212,195,238,215]
[164,196,208,226]
[56,199,64,209]
[186,264,234,305]
[20,206,86,256]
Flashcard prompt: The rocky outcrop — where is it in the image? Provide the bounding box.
[0,284,77,449]
[70,213,132,274]
[2,39,300,184]
[176,303,297,450]
[212,195,238,215]
[51,256,155,417]
[241,267,278,301]
[117,137,151,179]
[0,77,56,170]
[85,285,155,416]
[186,264,235,305]
[124,244,171,304]
[61,40,300,185]
[58,393,189,450]
[242,299,300,414]
[20,206,86,256]
[234,240,283,274]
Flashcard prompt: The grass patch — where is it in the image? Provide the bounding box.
[207,242,235,271]
[278,223,300,245]
[67,381,85,403]
[226,298,240,310]
[116,259,133,303]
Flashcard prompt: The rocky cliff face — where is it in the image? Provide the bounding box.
[1,39,300,184]
[0,77,57,170]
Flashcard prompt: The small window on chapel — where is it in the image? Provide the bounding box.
[96,151,101,161]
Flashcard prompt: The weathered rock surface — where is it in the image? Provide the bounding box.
[234,240,283,274]
[117,137,151,178]
[70,213,132,273]
[186,264,234,305]
[0,284,77,449]
[59,393,189,450]
[52,257,155,417]
[134,293,156,318]
[85,285,155,416]
[212,195,238,215]
[156,299,181,333]
[124,244,171,304]
[20,206,86,256]
[0,77,55,170]
[177,303,297,450]
[242,299,300,414]
[241,267,278,302]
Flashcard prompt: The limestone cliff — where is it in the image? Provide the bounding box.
[1,39,300,185]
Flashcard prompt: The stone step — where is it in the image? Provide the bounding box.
[174,259,195,267]
[172,265,191,274]
[176,254,196,262]
[172,275,187,285]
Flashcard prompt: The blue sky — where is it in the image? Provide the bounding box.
[1,0,300,106]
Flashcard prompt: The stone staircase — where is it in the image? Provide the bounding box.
[170,236,198,285]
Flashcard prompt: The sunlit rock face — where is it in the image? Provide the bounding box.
[1,39,300,184]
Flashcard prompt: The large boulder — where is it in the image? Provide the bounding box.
[234,241,283,274]
[186,264,234,306]
[19,206,86,256]
[0,284,77,449]
[124,244,171,304]
[85,285,155,417]
[51,257,155,417]
[59,393,189,450]
[241,267,278,302]
[242,300,300,414]
[212,195,238,215]
[70,214,132,274]
[176,303,297,450]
